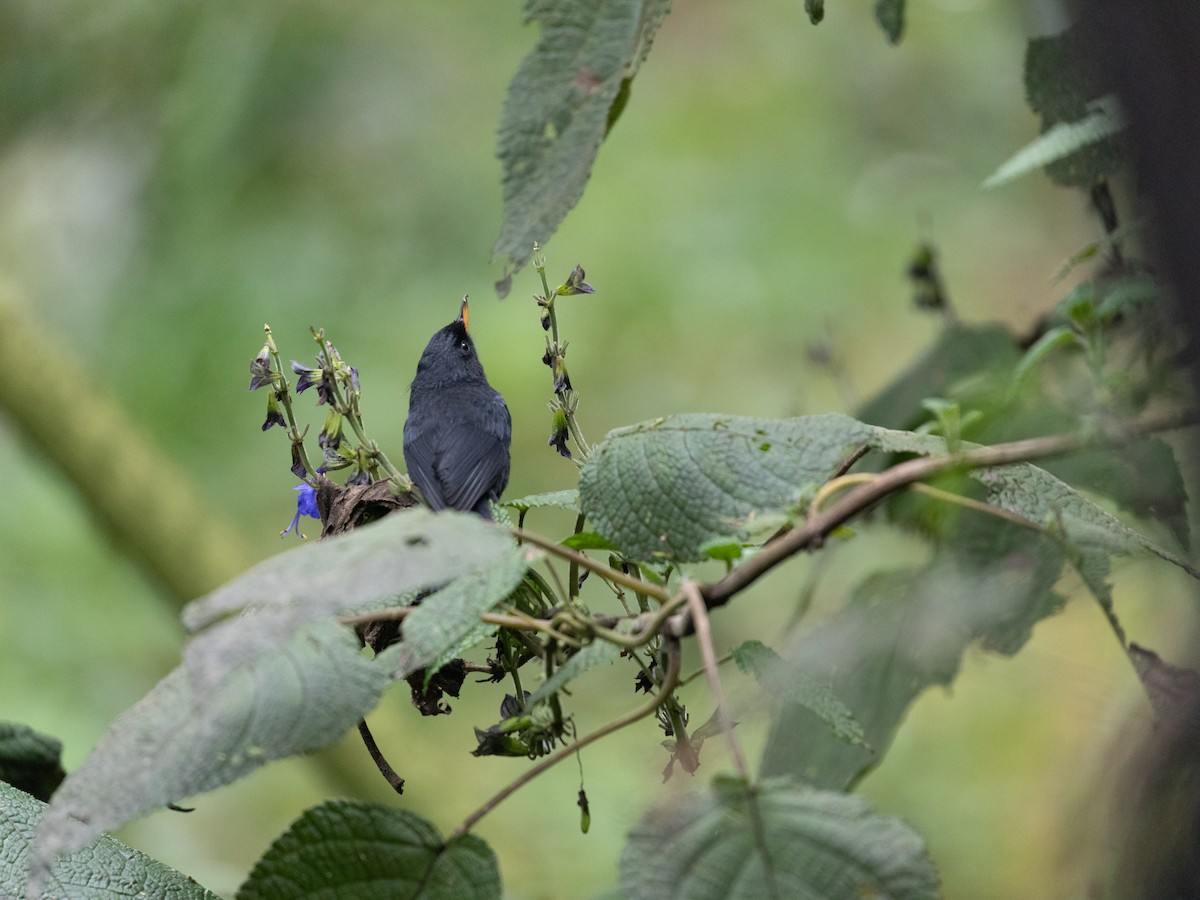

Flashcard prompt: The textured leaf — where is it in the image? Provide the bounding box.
[580,413,874,561]
[874,0,905,44]
[984,96,1125,188]
[0,723,65,803]
[237,800,500,900]
[0,782,217,900]
[763,518,1066,789]
[731,641,867,748]
[976,462,1195,575]
[620,776,939,900]
[30,510,528,888]
[31,622,399,893]
[582,409,1195,578]
[181,508,523,687]
[1042,439,1190,550]
[493,0,671,275]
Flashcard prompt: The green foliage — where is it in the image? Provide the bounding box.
[0,782,218,899]
[1024,28,1123,187]
[28,510,528,887]
[579,412,874,561]
[236,800,500,900]
[493,0,671,280]
[7,4,1199,900]
[984,96,1126,188]
[620,776,939,900]
[732,641,868,748]
[762,519,1067,789]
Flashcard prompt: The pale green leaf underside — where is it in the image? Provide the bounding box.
[1,782,218,900]
[31,510,529,885]
[620,776,939,900]
[984,95,1126,188]
[732,640,868,748]
[236,800,500,900]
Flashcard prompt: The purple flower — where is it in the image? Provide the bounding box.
[249,345,273,391]
[291,359,335,406]
[261,393,286,431]
[281,483,319,539]
[557,265,594,296]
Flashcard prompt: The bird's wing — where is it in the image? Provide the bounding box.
[435,424,510,514]
[402,427,448,511]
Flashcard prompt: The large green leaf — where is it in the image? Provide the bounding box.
[493,0,671,279]
[620,775,939,900]
[731,641,867,748]
[580,411,1194,576]
[580,413,875,561]
[237,800,500,900]
[762,518,1066,789]
[29,510,528,889]
[0,782,218,900]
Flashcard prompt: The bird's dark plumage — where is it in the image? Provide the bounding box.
[403,301,511,518]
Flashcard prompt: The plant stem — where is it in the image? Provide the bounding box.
[697,408,1199,615]
[512,527,672,605]
[681,579,748,781]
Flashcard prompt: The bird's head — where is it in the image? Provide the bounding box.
[413,296,487,386]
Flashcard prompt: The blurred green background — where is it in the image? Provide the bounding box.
[2,1,1196,897]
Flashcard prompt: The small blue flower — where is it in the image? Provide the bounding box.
[281,483,320,539]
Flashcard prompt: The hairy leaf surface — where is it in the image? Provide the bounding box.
[237,800,500,900]
[1,782,217,900]
[493,0,671,277]
[30,510,527,887]
[620,776,939,900]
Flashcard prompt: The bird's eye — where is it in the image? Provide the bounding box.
[459,339,470,353]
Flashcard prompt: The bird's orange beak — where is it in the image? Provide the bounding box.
[459,296,470,333]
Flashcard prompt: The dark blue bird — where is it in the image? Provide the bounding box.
[403,298,511,518]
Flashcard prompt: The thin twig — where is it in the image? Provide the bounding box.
[512,527,672,605]
[700,409,1197,612]
[447,636,683,842]
[357,718,404,794]
[681,580,748,780]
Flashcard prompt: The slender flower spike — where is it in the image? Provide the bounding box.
[249,345,273,391]
[262,393,286,431]
[557,265,594,296]
[281,483,319,539]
